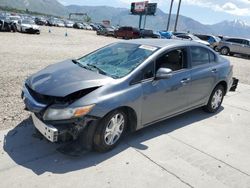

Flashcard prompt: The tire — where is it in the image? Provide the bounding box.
[220,47,229,55]
[213,46,219,52]
[203,85,225,113]
[93,110,127,152]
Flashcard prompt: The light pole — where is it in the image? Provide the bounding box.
[166,0,174,31]
[174,0,182,32]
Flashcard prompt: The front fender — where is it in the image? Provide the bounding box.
[72,83,143,130]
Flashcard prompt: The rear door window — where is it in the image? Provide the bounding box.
[226,38,243,44]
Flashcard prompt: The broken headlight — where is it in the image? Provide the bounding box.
[43,104,95,121]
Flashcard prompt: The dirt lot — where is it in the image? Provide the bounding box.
[0,26,249,130]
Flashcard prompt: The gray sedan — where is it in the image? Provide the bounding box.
[22,39,237,152]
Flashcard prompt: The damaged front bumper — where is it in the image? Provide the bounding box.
[32,113,59,142]
[21,84,98,143]
[31,113,97,142]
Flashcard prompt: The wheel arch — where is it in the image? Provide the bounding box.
[102,106,138,133]
[216,80,228,93]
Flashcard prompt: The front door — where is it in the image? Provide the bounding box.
[141,48,191,125]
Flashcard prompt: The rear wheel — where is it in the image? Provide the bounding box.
[93,110,127,152]
[203,85,225,113]
[220,47,229,55]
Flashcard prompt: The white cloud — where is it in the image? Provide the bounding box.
[236,0,250,4]
[182,0,250,16]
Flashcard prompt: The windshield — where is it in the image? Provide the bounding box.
[78,43,158,78]
[214,36,221,42]
[22,20,35,24]
[191,35,201,40]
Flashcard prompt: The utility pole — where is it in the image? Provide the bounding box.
[138,14,143,29]
[174,0,182,32]
[166,0,174,31]
[143,6,148,29]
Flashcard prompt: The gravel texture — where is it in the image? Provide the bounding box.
[0,26,249,130]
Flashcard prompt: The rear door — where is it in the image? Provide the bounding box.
[226,38,242,53]
[189,46,216,106]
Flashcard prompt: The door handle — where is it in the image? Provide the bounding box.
[181,78,191,84]
[211,68,217,73]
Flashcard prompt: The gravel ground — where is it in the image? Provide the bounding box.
[0,26,249,130]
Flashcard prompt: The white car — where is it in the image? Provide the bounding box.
[175,34,210,46]
[64,20,74,28]
[83,23,93,30]
[16,19,40,34]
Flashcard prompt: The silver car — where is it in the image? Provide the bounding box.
[218,37,250,56]
[175,34,210,46]
[16,19,40,34]
[22,39,237,152]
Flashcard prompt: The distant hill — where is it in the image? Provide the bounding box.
[66,5,250,38]
[209,20,250,38]
[0,0,68,16]
[0,0,250,38]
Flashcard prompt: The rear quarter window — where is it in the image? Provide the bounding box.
[190,46,210,66]
[208,50,217,62]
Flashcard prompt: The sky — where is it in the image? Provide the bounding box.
[58,0,250,25]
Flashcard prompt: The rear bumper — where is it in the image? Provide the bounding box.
[230,77,239,92]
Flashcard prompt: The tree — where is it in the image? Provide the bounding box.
[84,15,91,23]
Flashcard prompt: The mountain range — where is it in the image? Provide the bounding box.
[0,0,250,38]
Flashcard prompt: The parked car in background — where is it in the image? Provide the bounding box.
[114,26,140,39]
[55,20,65,27]
[140,29,159,38]
[64,20,74,28]
[97,26,115,36]
[194,34,221,51]
[82,23,93,30]
[90,23,100,31]
[175,33,210,46]
[0,16,16,32]
[9,15,20,24]
[16,19,40,34]
[47,18,57,26]
[217,37,250,56]
[73,22,84,29]
[21,39,237,152]
[172,31,187,36]
[35,17,47,25]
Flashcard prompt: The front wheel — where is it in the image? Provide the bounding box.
[203,85,225,113]
[93,110,127,152]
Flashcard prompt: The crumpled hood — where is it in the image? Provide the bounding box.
[27,60,113,97]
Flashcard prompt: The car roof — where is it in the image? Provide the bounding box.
[124,39,202,48]
[224,37,250,41]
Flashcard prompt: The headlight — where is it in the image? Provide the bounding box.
[43,104,95,121]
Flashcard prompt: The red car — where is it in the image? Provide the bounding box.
[114,26,140,39]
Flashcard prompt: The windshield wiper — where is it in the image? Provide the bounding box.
[72,59,91,70]
[72,59,79,64]
[86,63,108,76]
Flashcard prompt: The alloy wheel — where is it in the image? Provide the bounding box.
[104,113,125,145]
[211,89,223,109]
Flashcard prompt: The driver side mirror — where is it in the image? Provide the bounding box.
[156,68,173,80]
